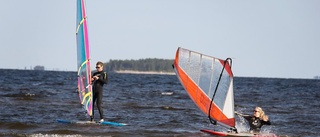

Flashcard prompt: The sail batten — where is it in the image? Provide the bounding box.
[173,47,235,128]
[76,0,92,117]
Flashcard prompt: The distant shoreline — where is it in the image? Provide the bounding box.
[114,70,175,75]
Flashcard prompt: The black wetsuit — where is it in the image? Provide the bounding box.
[91,71,108,120]
[243,115,271,133]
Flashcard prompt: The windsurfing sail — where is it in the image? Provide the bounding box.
[173,47,235,130]
[76,0,92,118]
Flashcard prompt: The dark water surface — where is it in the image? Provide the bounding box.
[0,69,319,137]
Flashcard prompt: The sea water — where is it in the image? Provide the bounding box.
[0,69,319,137]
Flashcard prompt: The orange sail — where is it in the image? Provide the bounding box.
[173,47,235,128]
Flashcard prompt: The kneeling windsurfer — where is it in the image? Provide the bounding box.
[235,107,271,133]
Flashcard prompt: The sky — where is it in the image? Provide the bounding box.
[0,0,319,79]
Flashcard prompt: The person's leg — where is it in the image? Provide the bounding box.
[91,91,96,121]
[96,91,104,120]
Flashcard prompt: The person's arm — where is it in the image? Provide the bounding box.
[235,111,242,116]
[97,72,108,84]
[235,111,251,120]
[262,120,271,125]
[235,111,250,117]
[92,73,100,82]
[261,115,271,125]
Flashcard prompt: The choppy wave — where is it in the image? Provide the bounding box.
[0,69,319,136]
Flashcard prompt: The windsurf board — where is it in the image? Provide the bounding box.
[56,119,127,126]
[201,129,277,137]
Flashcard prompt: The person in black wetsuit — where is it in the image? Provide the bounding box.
[90,61,108,122]
[235,107,271,133]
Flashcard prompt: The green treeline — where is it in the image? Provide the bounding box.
[104,58,174,72]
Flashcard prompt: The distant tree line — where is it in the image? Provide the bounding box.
[104,58,174,72]
[34,65,45,71]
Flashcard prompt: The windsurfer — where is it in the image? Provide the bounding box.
[235,107,271,133]
[91,61,108,122]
